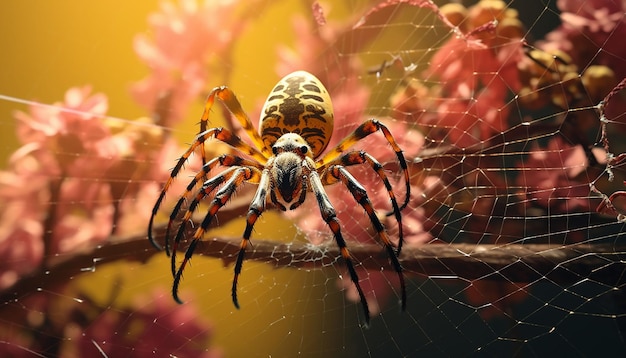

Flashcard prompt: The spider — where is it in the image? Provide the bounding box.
[147,71,410,325]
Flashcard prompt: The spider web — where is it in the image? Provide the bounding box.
[1,0,626,357]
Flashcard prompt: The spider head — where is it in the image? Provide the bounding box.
[271,133,312,157]
[270,133,312,210]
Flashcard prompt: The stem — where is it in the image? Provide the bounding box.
[42,177,63,263]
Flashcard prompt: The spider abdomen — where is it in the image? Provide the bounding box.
[259,71,334,158]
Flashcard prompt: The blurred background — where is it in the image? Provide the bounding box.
[1,1,626,357]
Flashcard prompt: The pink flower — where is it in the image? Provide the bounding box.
[0,143,53,200]
[132,0,249,125]
[0,145,66,290]
[49,178,115,254]
[131,59,206,126]
[16,86,109,142]
[0,198,44,290]
[541,0,626,79]
[424,37,523,148]
[380,1,526,149]
[0,85,185,275]
[12,87,123,251]
[14,86,110,172]
[516,136,605,213]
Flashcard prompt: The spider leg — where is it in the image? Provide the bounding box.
[320,150,404,254]
[172,166,262,304]
[232,167,271,309]
[201,86,272,159]
[165,154,264,256]
[309,171,371,326]
[323,165,406,312]
[148,127,266,249]
[316,119,410,212]
[170,167,239,277]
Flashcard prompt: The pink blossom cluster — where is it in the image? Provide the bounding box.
[1,87,112,290]
[392,1,525,149]
[390,0,624,218]
[0,83,217,355]
[0,87,186,289]
[383,0,624,318]
[131,0,250,126]
[0,0,239,353]
[540,0,626,81]
[516,137,607,212]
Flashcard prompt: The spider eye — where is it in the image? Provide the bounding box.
[272,146,279,155]
[300,146,308,154]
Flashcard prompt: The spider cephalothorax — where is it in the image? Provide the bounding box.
[268,133,313,210]
[148,71,410,325]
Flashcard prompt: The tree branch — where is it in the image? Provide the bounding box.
[3,219,625,303]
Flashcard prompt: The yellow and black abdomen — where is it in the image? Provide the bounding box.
[259,71,334,158]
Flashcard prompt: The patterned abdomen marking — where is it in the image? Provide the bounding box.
[259,71,334,158]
